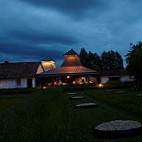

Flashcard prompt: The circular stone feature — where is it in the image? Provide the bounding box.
[70,96,85,100]
[93,120,142,138]
[66,93,78,95]
[75,103,98,109]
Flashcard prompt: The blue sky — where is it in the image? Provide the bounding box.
[0,0,142,67]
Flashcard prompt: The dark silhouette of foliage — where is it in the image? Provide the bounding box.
[80,48,123,71]
[80,48,89,66]
[126,42,142,85]
[80,48,102,71]
[101,50,123,70]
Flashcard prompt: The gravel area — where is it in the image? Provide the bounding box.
[95,120,142,131]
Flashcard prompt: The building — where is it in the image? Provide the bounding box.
[0,61,44,89]
[41,57,56,72]
[37,49,99,86]
[100,70,134,84]
[0,49,134,89]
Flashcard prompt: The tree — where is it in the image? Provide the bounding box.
[80,48,88,67]
[101,50,123,70]
[126,42,142,85]
[115,51,123,70]
[80,49,102,71]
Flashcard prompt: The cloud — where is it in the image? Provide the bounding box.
[0,0,142,67]
[19,0,106,19]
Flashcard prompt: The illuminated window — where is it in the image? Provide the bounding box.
[67,76,70,79]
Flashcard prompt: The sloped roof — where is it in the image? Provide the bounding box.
[37,66,98,78]
[61,56,82,67]
[100,70,129,77]
[37,49,98,78]
[64,49,79,56]
[0,62,41,79]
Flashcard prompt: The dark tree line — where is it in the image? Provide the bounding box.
[126,42,142,86]
[80,48,124,71]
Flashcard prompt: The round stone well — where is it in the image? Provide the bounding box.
[93,120,142,138]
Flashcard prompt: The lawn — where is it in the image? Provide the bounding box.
[0,87,142,142]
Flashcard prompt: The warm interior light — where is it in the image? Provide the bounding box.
[42,61,55,65]
[98,84,104,88]
[67,76,70,79]
[64,55,78,58]
[54,82,57,85]
[43,86,46,89]
[73,81,76,84]
[42,61,56,71]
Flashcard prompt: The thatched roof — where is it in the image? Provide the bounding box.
[0,62,41,79]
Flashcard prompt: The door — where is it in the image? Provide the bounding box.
[27,79,32,88]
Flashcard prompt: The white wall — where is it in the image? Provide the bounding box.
[32,78,36,88]
[0,78,27,89]
[120,76,133,82]
[101,77,109,84]
[0,64,43,89]
[101,76,134,84]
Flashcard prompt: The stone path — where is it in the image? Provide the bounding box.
[70,96,85,100]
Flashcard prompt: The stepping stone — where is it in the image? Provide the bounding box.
[93,120,142,138]
[70,96,85,100]
[66,92,78,95]
[117,91,126,94]
[75,103,98,109]
[136,94,142,97]
[106,90,114,92]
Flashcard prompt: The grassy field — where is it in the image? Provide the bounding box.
[0,87,142,142]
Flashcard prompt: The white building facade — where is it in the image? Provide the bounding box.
[0,62,44,89]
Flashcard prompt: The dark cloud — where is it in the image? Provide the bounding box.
[0,42,64,61]
[8,31,77,45]
[19,0,106,18]
[0,0,142,67]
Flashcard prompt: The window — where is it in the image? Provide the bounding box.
[17,79,21,86]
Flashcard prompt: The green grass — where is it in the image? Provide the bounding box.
[0,88,142,142]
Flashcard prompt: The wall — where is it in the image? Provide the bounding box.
[101,76,109,84]
[101,76,134,84]
[120,76,133,82]
[32,78,36,88]
[0,78,27,89]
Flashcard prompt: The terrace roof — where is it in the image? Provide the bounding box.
[37,66,98,78]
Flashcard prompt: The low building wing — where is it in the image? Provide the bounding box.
[100,70,129,77]
[0,62,41,79]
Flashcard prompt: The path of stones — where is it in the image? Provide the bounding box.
[66,92,142,138]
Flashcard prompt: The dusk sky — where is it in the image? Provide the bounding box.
[0,0,142,67]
